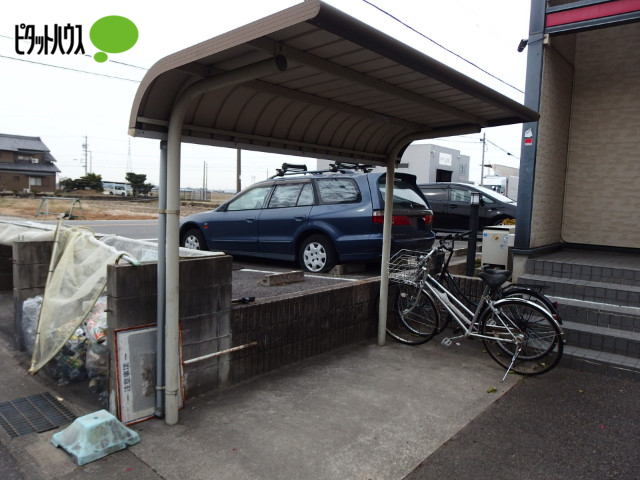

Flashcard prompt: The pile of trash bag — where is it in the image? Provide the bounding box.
[22,294,109,406]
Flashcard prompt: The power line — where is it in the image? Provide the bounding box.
[0,53,141,82]
[485,138,519,160]
[361,0,524,94]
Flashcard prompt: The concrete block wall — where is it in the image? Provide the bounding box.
[106,256,233,402]
[10,240,52,351]
[224,279,380,391]
[0,244,12,291]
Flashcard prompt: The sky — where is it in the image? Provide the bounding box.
[0,1,532,191]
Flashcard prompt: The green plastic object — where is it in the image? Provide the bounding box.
[51,409,140,465]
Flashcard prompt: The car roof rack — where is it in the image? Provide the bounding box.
[271,162,373,178]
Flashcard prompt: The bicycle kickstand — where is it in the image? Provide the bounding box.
[501,345,522,382]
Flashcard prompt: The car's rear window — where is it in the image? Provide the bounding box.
[316,178,361,204]
[378,177,428,209]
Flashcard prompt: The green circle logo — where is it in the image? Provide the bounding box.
[89,16,138,63]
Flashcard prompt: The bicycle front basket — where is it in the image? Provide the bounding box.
[389,249,432,286]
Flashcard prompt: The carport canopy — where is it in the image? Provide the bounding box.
[128,0,538,426]
[129,1,537,162]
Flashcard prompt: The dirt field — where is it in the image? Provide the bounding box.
[0,190,233,220]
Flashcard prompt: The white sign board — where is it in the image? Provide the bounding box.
[115,325,183,425]
[439,152,452,166]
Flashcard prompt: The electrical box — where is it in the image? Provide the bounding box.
[481,225,515,269]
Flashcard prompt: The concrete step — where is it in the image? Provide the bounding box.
[526,257,640,287]
[518,273,640,307]
[554,296,640,332]
[561,345,640,380]
[521,250,640,378]
[562,320,640,357]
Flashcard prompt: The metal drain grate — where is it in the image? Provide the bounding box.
[0,392,76,438]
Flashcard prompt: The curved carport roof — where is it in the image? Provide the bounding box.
[129,0,536,163]
[128,0,538,425]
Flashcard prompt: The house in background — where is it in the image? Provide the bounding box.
[0,133,60,194]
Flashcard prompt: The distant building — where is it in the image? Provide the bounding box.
[395,144,470,183]
[318,144,470,184]
[0,133,60,194]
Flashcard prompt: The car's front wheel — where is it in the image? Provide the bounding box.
[181,228,207,250]
[298,234,336,273]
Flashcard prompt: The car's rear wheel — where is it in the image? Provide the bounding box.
[298,234,336,273]
[182,228,207,250]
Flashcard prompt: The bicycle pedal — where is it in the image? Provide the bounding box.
[441,337,453,348]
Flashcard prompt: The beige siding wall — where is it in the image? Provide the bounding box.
[530,41,574,248]
[562,23,640,247]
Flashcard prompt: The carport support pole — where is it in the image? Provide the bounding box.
[377,160,396,346]
[155,140,167,418]
[164,56,288,425]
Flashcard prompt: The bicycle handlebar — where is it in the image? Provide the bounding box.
[438,230,473,251]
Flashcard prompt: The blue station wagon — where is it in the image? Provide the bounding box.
[180,163,435,272]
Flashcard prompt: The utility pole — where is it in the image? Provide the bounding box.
[202,161,208,201]
[126,138,132,173]
[82,136,89,175]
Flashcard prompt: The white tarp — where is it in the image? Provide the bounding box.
[0,220,56,244]
[29,226,129,373]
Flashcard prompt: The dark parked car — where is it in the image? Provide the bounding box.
[418,182,517,232]
[180,163,435,272]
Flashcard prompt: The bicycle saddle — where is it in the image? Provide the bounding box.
[478,268,512,288]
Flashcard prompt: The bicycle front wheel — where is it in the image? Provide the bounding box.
[381,284,431,345]
[396,283,440,341]
[480,299,563,376]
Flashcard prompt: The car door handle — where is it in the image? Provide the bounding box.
[294,215,307,221]
[449,205,458,209]
[245,218,256,223]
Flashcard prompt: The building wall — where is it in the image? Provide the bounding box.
[529,37,574,248]
[0,172,57,193]
[396,144,470,184]
[561,22,640,247]
[317,144,470,184]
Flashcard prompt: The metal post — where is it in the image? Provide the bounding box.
[480,132,486,186]
[466,191,481,276]
[377,161,396,346]
[155,140,167,418]
[164,55,288,425]
[236,149,242,193]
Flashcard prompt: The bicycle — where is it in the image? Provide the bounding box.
[385,242,566,380]
[429,231,562,332]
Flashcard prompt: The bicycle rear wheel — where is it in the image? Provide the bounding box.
[480,299,563,376]
[396,283,440,341]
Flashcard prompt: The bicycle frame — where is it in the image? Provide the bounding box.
[420,272,521,345]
